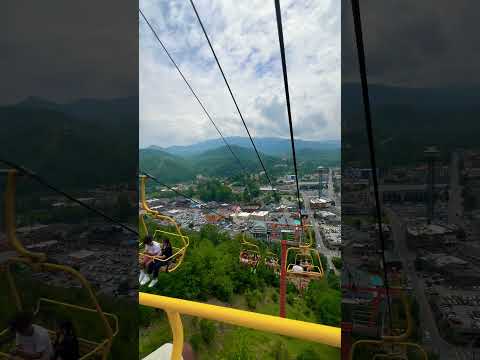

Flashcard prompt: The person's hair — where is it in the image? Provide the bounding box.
[162,238,171,248]
[10,311,33,332]
[143,235,153,245]
[60,320,76,337]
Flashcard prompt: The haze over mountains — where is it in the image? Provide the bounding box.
[153,137,340,158]
[140,139,341,184]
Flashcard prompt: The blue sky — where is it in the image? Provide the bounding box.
[140,0,340,147]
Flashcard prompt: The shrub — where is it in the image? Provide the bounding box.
[287,293,295,306]
[245,289,259,310]
[189,334,202,352]
[296,348,318,360]
[272,341,290,360]
[199,319,216,345]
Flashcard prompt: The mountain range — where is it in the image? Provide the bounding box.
[1,96,138,188]
[155,137,340,158]
[343,82,480,167]
[140,143,340,184]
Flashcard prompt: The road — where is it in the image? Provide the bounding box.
[301,169,341,272]
[386,207,458,360]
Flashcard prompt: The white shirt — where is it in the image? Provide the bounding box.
[145,241,161,256]
[16,324,53,358]
[292,265,304,272]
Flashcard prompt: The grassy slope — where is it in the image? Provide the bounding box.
[139,287,340,360]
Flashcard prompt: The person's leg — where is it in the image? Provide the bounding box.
[139,258,149,282]
[148,262,161,287]
[147,260,154,274]
[141,261,153,285]
[152,261,160,278]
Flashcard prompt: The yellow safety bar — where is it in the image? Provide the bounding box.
[349,291,427,360]
[139,292,341,359]
[139,175,190,272]
[1,169,116,360]
[34,297,119,338]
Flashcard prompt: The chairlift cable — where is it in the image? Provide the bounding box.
[0,158,138,235]
[139,9,251,188]
[188,0,277,194]
[350,0,394,333]
[141,171,225,218]
[273,0,303,218]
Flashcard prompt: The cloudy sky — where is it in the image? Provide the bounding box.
[0,0,137,106]
[140,0,340,147]
[342,0,480,88]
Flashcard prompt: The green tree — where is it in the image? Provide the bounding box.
[332,256,342,270]
[320,254,329,272]
[296,347,318,360]
[272,341,290,360]
[199,319,217,345]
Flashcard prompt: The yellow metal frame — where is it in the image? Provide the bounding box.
[1,170,117,360]
[349,292,427,360]
[139,176,190,273]
[139,292,341,359]
[286,245,324,279]
[284,223,324,279]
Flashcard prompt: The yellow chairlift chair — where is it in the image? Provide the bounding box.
[349,292,428,360]
[138,176,190,273]
[0,169,118,360]
[239,232,261,268]
[285,225,324,280]
[264,251,280,274]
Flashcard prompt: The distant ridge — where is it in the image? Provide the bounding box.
[140,143,340,184]
[148,137,340,158]
[1,96,138,187]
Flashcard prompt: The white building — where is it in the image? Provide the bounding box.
[251,211,269,221]
[231,212,251,225]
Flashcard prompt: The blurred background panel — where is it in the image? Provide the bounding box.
[0,1,138,359]
[342,1,480,359]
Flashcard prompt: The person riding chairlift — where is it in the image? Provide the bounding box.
[300,259,314,272]
[267,256,277,267]
[53,320,79,360]
[292,260,304,273]
[142,238,173,288]
[9,311,54,360]
[240,252,249,264]
[139,235,161,286]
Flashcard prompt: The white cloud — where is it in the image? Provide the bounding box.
[140,0,340,147]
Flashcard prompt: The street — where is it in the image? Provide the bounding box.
[386,207,459,360]
[301,168,340,272]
